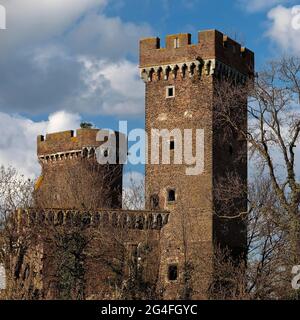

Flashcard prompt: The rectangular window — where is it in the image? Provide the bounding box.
[168,265,178,281]
[168,189,176,202]
[166,86,175,98]
[174,38,180,48]
[170,140,175,150]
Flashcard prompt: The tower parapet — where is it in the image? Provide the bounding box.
[35,128,124,209]
[37,128,121,162]
[16,208,170,231]
[140,30,254,83]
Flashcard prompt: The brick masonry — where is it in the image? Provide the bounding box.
[35,128,124,209]
[5,29,254,300]
[141,29,253,299]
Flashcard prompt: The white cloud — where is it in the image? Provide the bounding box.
[238,0,293,12]
[100,61,144,100]
[45,111,82,134]
[0,0,106,56]
[0,1,151,178]
[0,47,145,116]
[65,13,152,60]
[76,57,144,115]
[0,111,81,177]
[266,5,300,54]
[0,2,152,117]
[0,0,152,60]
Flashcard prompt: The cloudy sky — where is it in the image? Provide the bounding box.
[0,0,299,182]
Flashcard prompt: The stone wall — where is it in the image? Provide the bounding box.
[8,208,169,299]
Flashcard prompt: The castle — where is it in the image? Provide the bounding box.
[8,29,254,300]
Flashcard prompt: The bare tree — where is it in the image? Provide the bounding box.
[211,56,300,299]
[122,173,145,210]
[0,166,35,299]
[34,162,123,210]
[0,162,163,300]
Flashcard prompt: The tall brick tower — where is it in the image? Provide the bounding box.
[140,30,254,299]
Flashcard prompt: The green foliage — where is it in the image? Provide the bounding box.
[80,122,93,129]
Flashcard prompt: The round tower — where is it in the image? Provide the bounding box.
[34,128,125,210]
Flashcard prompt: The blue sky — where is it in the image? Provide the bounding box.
[104,0,298,67]
[0,0,299,181]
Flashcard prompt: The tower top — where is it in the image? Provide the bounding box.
[140,29,254,77]
[37,128,120,156]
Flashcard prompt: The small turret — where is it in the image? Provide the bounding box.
[35,128,125,210]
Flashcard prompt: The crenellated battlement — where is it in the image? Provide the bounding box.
[37,128,123,160]
[140,29,254,78]
[16,208,170,231]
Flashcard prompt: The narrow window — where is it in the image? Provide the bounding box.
[156,214,163,228]
[65,212,73,226]
[47,212,54,225]
[168,265,178,281]
[30,212,37,225]
[82,148,88,158]
[166,86,175,98]
[150,194,159,209]
[168,189,176,202]
[56,211,64,225]
[170,140,175,150]
[89,148,95,158]
[93,212,101,226]
[229,145,233,155]
[82,213,91,227]
[174,38,180,48]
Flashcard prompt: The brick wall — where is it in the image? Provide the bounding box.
[141,29,253,299]
[35,128,123,209]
